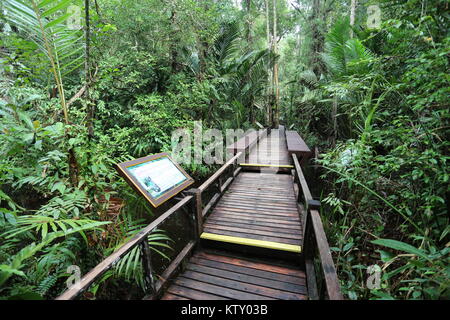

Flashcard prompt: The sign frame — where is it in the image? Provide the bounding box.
[115,152,194,208]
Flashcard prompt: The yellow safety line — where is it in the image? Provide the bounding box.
[240,163,294,168]
[200,232,302,253]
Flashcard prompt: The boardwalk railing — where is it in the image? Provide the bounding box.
[189,152,243,235]
[56,128,343,300]
[227,128,267,163]
[292,153,344,300]
[56,195,196,300]
[55,150,245,300]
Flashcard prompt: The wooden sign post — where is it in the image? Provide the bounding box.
[115,152,194,208]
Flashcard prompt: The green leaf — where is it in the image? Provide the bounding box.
[372,239,431,262]
[41,0,72,18]
[44,11,72,29]
[0,265,26,278]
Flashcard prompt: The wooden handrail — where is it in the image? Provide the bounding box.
[308,209,343,300]
[199,152,242,192]
[292,153,343,300]
[292,153,313,204]
[55,195,194,300]
[57,128,270,300]
[226,128,267,164]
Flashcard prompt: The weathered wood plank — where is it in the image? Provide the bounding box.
[167,283,229,300]
[202,223,302,241]
[181,270,305,300]
[160,292,189,300]
[187,263,307,294]
[175,276,272,300]
[190,256,305,285]
[195,251,305,278]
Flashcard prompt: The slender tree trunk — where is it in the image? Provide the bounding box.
[85,0,93,140]
[264,0,272,127]
[350,0,357,38]
[170,6,179,74]
[332,94,338,146]
[272,0,279,128]
[245,0,256,124]
[310,0,324,77]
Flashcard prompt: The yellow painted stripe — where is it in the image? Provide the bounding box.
[240,163,294,168]
[200,232,302,253]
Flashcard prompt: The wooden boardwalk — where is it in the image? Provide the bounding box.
[56,127,343,301]
[246,129,291,166]
[162,250,307,300]
[202,172,302,249]
[162,129,305,300]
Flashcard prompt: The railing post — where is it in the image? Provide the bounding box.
[141,236,156,296]
[186,188,203,238]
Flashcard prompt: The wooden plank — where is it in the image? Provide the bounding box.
[202,223,302,241]
[209,210,301,224]
[202,192,220,217]
[167,283,229,300]
[217,199,299,210]
[292,154,313,203]
[202,228,300,245]
[212,205,299,217]
[175,276,272,300]
[190,256,305,286]
[305,258,319,300]
[286,130,312,162]
[186,189,203,235]
[195,251,305,278]
[240,163,294,168]
[216,201,298,213]
[200,232,302,253]
[141,236,156,294]
[210,208,301,222]
[181,269,306,300]
[206,217,301,233]
[187,263,307,294]
[161,292,189,300]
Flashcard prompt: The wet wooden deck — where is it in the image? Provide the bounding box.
[56,127,343,301]
[162,129,306,300]
[246,129,291,166]
[202,172,302,249]
[161,250,307,300]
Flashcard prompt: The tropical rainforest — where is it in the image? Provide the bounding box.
[0,0,448,300]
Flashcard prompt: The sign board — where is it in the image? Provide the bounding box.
[115,152,194,208]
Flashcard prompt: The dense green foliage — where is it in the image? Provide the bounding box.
[282,0,449,300]
[0,0,448,300]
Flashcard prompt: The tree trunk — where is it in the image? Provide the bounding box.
[85,0,93,140]
[310,0,324,77]
[272,0,279,128]
[265,0,272,127]
[170,9,179,74]
[350,0,357,38]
